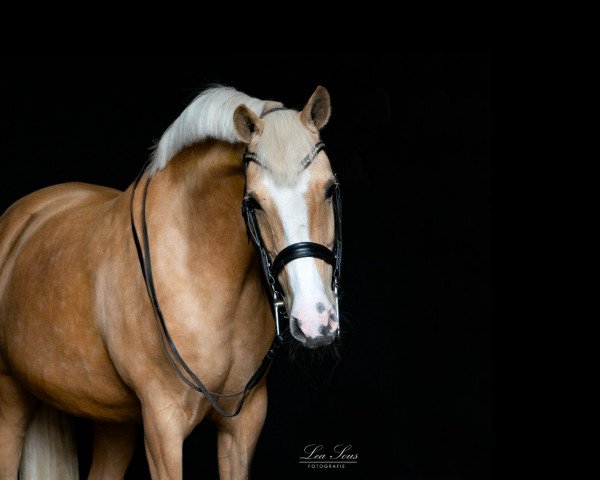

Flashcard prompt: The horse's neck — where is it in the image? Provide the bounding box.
[141,141,262,328]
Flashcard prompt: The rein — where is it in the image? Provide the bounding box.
[129,109,342,417]
[130,165,284,418]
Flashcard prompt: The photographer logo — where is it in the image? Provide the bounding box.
[299,444,358,469]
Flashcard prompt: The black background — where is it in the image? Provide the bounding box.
[0,54,491,479]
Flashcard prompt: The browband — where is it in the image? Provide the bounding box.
[243,142,326,170]
[260,106,288,118]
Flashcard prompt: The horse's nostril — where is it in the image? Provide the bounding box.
[316,302,326,314]
[319,324,332,336]
[292,317,306,340]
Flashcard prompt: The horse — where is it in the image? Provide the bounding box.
[0,85,341,479]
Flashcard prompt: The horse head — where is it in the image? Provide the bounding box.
[235,87,341,349]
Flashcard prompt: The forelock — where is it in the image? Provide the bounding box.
[254,110,316,184]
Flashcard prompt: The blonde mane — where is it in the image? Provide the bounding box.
[149,86,315,182]
[149,86,266,174]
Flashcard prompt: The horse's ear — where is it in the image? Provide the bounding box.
[301,86,331,131]
[233,105,263,144]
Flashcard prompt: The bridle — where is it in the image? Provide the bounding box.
[130,107,342,417]
[241,138,343,338]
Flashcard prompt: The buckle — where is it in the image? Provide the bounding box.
[273,299,285,336]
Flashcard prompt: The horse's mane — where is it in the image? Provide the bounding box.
[149,86,316,184]
[149,86,266,175]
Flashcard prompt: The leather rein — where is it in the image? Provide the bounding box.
[130,109,342,417]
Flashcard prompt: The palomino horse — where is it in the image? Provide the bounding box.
[0,86,341,479]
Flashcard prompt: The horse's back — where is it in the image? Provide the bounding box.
[0,181,119,253]
[0,182,121,290]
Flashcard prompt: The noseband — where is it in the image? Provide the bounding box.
[129,107,342,417]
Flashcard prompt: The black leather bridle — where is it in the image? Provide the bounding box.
[129,108,342,417]
[241,141,342,337]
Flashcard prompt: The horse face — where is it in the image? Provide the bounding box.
[235,87,339,348]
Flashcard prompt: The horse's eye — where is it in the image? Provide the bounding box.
[325,182,338,200]
[245,195,262,211]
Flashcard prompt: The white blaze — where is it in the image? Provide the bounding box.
[262,173,335,339]
[263,173,324,300]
